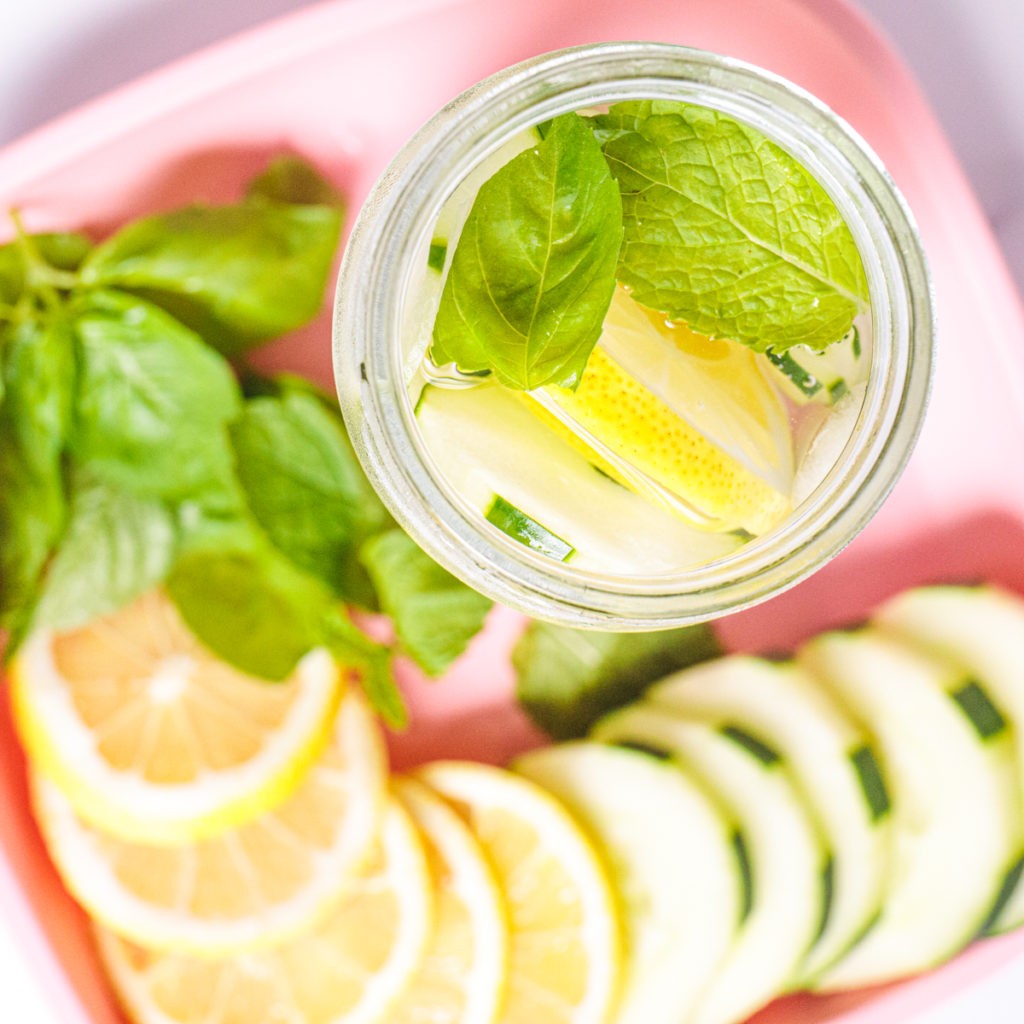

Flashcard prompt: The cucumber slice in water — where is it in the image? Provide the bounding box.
[514,742,741,1024]
[485,495,574,562]
[799,629,1018,990]
[873,585,1024,932]
[647,656,892,982]
[593,705,825,1024]
[415,382,743,574]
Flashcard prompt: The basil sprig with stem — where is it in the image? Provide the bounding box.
[0,157,490,726]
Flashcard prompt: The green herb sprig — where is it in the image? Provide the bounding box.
[431,101,869,386]
[0,157,489,727]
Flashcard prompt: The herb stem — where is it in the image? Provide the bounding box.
[8,210,79,314]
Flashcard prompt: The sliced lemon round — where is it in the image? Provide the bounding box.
[538,286,793,535]
[390,776,508,1024]
[418,760,622,1024]
[96,797,433,1024]
[33,689,386,955]
[11,589,342,844]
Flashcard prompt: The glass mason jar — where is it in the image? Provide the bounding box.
[333,42,933,628]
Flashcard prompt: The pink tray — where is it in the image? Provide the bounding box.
[2,0,1024,1021]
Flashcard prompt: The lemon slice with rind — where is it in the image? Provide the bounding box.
[419,760,622,1024]
[96,797,433,1024]
[537,287,793,535]
[11,589,341,844]
[32,689,386,955]
[390,776,508,1024]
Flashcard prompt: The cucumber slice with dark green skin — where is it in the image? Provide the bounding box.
[485,495,574,562]
[414,382,743,574]
[514,742,741,1024]
[593,705,825,1024]
[647,656,892,983]
[873,585,1024,933]
[799,629,1018,990]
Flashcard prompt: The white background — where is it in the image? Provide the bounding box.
[1,0,1022,1021]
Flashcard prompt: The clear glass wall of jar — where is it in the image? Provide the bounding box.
[333,42,934,628]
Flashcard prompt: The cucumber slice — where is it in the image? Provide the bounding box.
[513,743,741,1024]
[798,629,1018,990]
[593,705,825,1024]
[646,656,892,982]
[873,585,1024,932]
[484,495,574,562]
[415,382,743,574]
[761,322,867,407]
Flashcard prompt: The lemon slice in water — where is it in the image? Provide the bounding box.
[537,287,794,535]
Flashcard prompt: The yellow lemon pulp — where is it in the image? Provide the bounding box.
[390,777,509,1024]
[536,287,794,535]
[96,798,434,1024]
[12,589,342,843]
[419,761,622,1024]
[32,690,387,955]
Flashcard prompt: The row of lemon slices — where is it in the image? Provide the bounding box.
[12,590,624,1024]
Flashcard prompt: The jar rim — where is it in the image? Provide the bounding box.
[333,41,934,627]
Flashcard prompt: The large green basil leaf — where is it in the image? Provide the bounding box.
[69,290,241,501]
[81,173,342,355]
[230,389,388,608]
[359,529,492,677]
[31,470,176,633]
[0,318,74,623]
[431,112,622,390]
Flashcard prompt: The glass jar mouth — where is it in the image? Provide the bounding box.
[333,41,934,627]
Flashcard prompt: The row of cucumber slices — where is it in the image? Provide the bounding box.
[514,584,1024,1024]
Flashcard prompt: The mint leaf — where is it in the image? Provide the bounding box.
[0,319,73,625]
[359,530,491,677]
[431,112,621,390]
[31,470,176,633]
[514,621,720,740]
[324,610,407,729]
[596,101,868,352]
[80,170,342,356]
[69,290,241,501]
[229,388,388,608]
[166,524,335,681]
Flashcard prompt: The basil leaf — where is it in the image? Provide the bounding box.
[431,112,622,390]
[167,523,335,681]
[31,470,176,633]
[596,101,868,352]
[81,183,342,356]
[247,156,344,208]
[69,290,241,501]
[0,318,74,623]
[514,621,720,740]
[359,530,491,677]
[229,389,388,608]
[324,610,407,729]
